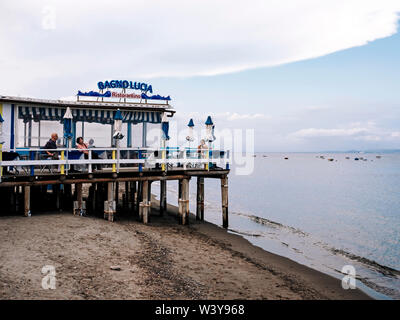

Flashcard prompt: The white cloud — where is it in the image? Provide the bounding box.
[174,111,271,125]
[292,127,369,138]
[0,0,400,94]
[291,122,400,142]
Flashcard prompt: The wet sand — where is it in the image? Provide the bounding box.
[0,202,371,300]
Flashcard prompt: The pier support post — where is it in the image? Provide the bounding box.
[88,184,95,214]
[130,181,136,213]
[179,178,189,225]
[160,180,167,216]
[104,182,116,221]
[54,184,61,211]
[221,176,229,229]
[24,186,31,217]
[196,177,204,221]
[140,180,150,224]
[73,183,85,216]
[124,181,129,211]
[115,182,119,208]
[178,179,182,199]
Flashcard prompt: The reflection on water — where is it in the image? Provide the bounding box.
[153,152,400,299]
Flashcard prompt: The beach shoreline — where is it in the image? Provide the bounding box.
[0,202,371,300]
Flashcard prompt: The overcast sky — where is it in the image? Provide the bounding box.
[1,0,400,151]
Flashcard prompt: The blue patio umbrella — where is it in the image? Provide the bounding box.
[161,113,170,141]
[0,113,4,144]
[63,107,73,140]
[205,116,215,142]
[113,109,124,140]
[186,119,194,143]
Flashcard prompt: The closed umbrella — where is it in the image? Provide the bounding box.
[205,116,215,142]
[113,109,124,173]
[161,113,170,141]
[186,118,194,150]
[0,113,4,144]
[62,107,73,175]
[113,109,124,140]
[161,113,169,171]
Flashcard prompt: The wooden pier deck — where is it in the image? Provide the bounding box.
[0,167,230,228]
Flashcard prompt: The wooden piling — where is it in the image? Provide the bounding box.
[179,178,189,225]
[178,179,182,199]
[24,186,31,217]
[140,180,150,224]
[221,176,229,229]
[130,181,136,212]
[74,183,83,216]
[196,177,204,221]
[136,181,142,216]
[115,181,119,208]
[160,180,167,216]
[105,182,115,221]
[88,184,95,214]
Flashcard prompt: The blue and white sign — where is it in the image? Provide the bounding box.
[97,80,153,93]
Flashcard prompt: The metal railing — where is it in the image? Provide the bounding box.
[0,147,230,179]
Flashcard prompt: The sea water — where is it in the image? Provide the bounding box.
[153,152,400,299]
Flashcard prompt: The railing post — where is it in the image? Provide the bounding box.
[183,147,187,170]
[61,150,65,175]
[138,150,143,172]
[88,149,92,173]
[30,151,34,176]
[0,145,3,183]
[112,149,116,173]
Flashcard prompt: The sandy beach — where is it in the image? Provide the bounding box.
[0,201,371,300]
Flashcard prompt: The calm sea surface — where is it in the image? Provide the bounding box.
[154,152,400,299]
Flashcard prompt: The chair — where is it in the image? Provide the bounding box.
[39,149,56,174]
[67,150,85,172]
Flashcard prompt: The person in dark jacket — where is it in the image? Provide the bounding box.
[43,133,59,159]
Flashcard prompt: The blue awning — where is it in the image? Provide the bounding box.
[18,106,162,124]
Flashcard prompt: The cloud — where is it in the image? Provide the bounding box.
[174,111,271,125]
[292,127,369,138]
[1,0,400,95]
[291,122,400,142]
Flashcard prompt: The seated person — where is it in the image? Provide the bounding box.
[197,139,209,157]
[43,133,59,159]
[76,137,101,170]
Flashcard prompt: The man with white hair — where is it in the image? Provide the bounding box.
[43,133,59,159]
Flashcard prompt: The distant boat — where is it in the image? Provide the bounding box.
[284,157,289,160]
[354,158,359,161]
[263,155,267,158]
[320,156,325,159]
[376,155,382,159]
[328,158,334,161]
